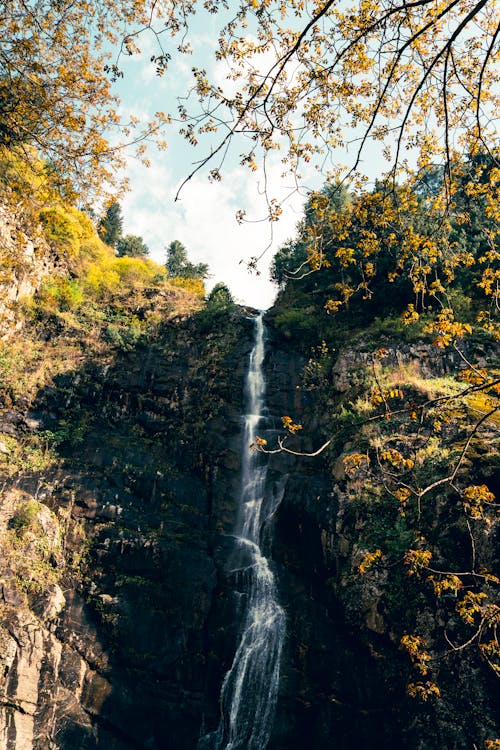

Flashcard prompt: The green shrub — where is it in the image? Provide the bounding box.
[36,276,83,312]
[273,307,321,338]
[170,276,205,297]
[113,256,159,286]
[82,261,121,297]
[195,282,235,332]
[9,499,41,536]
[103,320,143,350]
[39,205,84,256]
[82,256,166,300]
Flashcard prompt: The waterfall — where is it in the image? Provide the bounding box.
[199,312,286,750]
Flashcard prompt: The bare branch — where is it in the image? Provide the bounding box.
[418,405,499,501]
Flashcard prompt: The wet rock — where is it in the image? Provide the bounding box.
[0,299,496,750]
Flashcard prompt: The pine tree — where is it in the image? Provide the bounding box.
[116,234,149,257]
[98,202,123,249]
[165,240,208,280]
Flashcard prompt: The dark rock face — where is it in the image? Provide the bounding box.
[0,312,498,749]
[0,313,256,749]
[261,327,499,750]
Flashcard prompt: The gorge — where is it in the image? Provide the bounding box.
[0,182,498,749]
[1,0,499,741]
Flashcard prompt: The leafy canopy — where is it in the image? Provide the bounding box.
[0,0,173,201]
[271,154,499,342]
[155,0,499,204]
[4,0,498,211]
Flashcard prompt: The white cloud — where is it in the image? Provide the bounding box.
[112,15,321,309]
[121,152,307,309]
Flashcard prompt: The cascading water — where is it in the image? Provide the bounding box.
[199,312,286,750]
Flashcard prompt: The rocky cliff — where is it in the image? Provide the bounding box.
[0,254,498,748]
[0,303,257,749]
[0,196,63,336]
[262,327,499,750]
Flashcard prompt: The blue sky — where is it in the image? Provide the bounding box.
[108,8,386,308]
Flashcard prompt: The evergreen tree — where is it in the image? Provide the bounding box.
[165,240,188,277]
[116,234,149,257]
[165,240,209,279]
[98,202,123,248]
[207,282,234,308]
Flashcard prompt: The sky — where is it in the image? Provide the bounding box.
[120,147,312,310]
[109,8,384,309]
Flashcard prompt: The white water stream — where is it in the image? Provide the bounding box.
[199,312,286,750]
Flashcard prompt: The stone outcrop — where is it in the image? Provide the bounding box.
[0,298,497,749]
[0,198,62,336]
[262,328,499,750]
[0,312,256,749]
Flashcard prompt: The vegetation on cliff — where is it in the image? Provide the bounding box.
[270,153,498,344]
[0,141,249,747]
[263,153,499,740]
[0,136,242,621]
[0,148,209,331]
[0,0,498,744]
